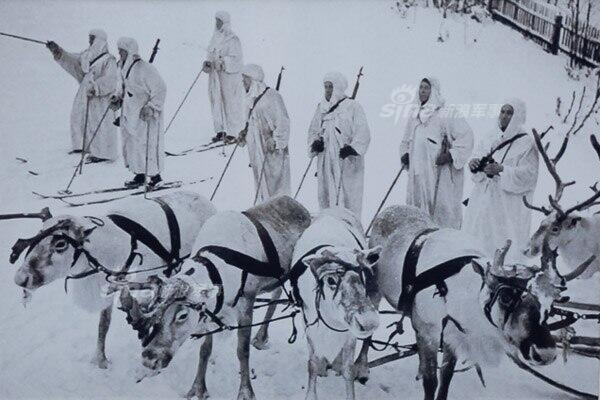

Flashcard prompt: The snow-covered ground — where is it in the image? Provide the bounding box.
[0,1,598,399]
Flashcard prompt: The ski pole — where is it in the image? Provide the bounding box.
[0,32,47,45]
[61,105,111,194]
[164,70,203,135]
[335,172,344,206]
[78,99,91,174]
[253,155,268,205]
[365,165,406,236]
[144,120,151,198]
[293,157,314,200]
[210,142,239,201]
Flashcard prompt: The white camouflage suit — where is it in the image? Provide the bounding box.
[308,72,371,218]
[240,64,291,202]
[399,77,474,229]
[206,11,244,137]
[53,29,118,160]
[463,98,539,261]
[115,37,167,176]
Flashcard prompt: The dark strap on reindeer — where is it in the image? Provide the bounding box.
[193,255,224,315]
[398,228,479,314]
[107,198,183,277]
[287,244,333,307]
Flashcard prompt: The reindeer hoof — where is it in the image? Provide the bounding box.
[251,335,270,350]
[353,363,370,385]
[185,385,209,400]
[236,386,256,400]
[91,355,110,369]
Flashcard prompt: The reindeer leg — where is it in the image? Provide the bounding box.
[251,287,282,350]
[186,336,213,400]
[305,349,319,400]
[342,338,357,400]
[416,334,438,400]
[237,298,256,400]
[353,337,371,384]
[435,345,457,400]
[91,305,112,369]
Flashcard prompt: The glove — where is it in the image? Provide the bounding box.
[202,60,212,73]
[469,158,481,173]
[483,162,503,177]
[266,137,277,153]
[109,95,122,111]
[237,128,247,147]
[140,105,154,121]
[339,145,359,159]
[86,84,96,98]
[46,41,62,59]
[311,138,324,154]
[401,152,409,168]
[436,151,452,166]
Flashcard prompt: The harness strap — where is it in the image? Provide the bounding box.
[193,255,224,315]
[108,214,172,262]
[242,211,283,275]
[287,244,333,307]
[198,245,282,278]
[398,228,479,314]
[151,197,181,276]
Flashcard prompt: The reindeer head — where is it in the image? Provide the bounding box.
[115,274,219,372]
[523,131,600,276]
[302,246,381,338]
[12,216,97,290]
[473,240,562,366]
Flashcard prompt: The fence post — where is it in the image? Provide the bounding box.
[487,0,494,14]
[551,15,563,55]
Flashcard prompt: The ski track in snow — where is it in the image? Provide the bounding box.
[0,1,598,399]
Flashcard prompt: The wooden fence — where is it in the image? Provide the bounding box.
[488,0,600,67]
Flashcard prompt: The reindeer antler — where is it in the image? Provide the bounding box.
[493,240,512,269]
[531,129,576,216]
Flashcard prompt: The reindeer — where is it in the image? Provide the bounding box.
[523,131,600,279]
[369,205,565,400]
[115,195,311,400]
[10,190,217,369]
[288,207,380,400]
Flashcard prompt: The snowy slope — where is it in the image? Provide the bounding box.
[0,1,598,399]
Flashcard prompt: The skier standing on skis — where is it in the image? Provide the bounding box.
[307,71,371,218]
[110,37,167,188]
[46,29,118,162]
[399,77,473,229]
[203,11,244,144]
[238,64,291,202]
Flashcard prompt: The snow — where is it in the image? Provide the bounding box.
[0,1,598,399]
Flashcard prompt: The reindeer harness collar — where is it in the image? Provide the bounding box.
[397,228,480,315]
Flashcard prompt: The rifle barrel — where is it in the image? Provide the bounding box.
[0,32,46,45]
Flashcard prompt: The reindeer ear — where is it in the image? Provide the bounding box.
[302,254,322,268]
[359,246,382,269]
[568,215,588,229]
[471,259,485,277]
